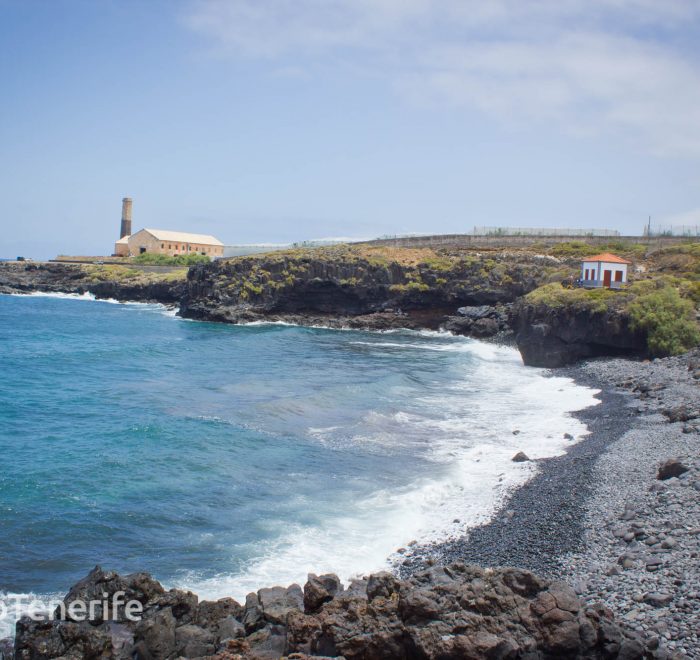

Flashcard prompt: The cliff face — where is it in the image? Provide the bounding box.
[0,263,186,304]
[179,248,549,330]
[512,301,647,367]
[5,246,688,368]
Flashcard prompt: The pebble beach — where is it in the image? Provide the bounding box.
[399,349,700,659]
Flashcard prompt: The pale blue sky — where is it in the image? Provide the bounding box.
[1,0,699,258]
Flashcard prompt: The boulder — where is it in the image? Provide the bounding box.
[133,608,176,660]
[14,619,67,660]
[643,593,673,608]
[457,305,494,320]
[471,317,500,337]
[0,637,13,660]
[217,615,246,641]
[512,451,530,462]
[11,563,650,660]
[174,624,215,657]
[258,584,304,625]
[60,565,165,624]
[303,573,341,613]
[657,459,690,480]
[366,571,401,601]
[663,405,699,423]
[194,597,243,632]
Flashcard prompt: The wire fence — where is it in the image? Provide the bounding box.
[471,226,620,237]
[644,225,700,237]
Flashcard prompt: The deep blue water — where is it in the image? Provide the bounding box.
[0,293,596,633]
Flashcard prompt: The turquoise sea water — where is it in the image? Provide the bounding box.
[0,293,598,636]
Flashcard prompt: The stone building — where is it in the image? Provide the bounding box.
[119,228,224,258]
[112,198,224,258]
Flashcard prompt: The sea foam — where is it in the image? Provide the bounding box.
[175,339,599,603]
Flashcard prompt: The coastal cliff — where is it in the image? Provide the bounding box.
[2,241,698,367]
[0,262,187,304]
[512,300,647,368]
[178,245,548,333]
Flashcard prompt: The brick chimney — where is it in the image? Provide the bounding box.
[120,197,132,239]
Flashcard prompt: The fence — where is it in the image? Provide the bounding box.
[644,226,700,237]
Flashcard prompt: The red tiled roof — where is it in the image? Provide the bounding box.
[581,253,631,264]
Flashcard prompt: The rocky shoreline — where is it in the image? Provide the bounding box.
[9,564,649,660]
[2,260,699,657]
[396,349,700,659]
[0,257,651,367]
[3,348,698,659]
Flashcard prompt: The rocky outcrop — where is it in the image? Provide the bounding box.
[512,302,647,368]
[2,253,666,367]
[0,263,185,304]
[11,563,652,659]
[178,250,548,337]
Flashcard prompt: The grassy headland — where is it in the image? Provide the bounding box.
[521,242,700,357]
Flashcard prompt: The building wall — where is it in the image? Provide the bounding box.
[581,261,628,282]
[126,230,224,257]
[114,241,129,257]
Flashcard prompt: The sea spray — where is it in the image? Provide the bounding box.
[0,294,599,637]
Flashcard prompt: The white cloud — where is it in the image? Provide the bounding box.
[183,0,700,157]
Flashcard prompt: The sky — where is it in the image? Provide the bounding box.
[1,0,699,259]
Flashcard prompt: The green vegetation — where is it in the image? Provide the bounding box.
[628,281,700,357]
[133,253,211,266]
[82,264,188,284]
[524,283,618,314]
[525,275,700,357]
[212,240,699,358]
[389,280,431,294]
[548,241,647,260]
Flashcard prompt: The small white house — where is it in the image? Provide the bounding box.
[580,253,631,289]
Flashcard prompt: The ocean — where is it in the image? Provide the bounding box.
[0,293,599,637]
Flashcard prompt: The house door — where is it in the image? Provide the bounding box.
[603,270,612,287]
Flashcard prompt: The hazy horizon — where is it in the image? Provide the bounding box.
[2,1,699,259]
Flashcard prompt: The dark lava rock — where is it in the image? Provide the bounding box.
[303,573,341,613]
[457,305,494,320]
[10,563,650,659]
[512,301,646,367]
[512,451,530,462]
[0,262,186,305]
[663,405,699,423]
[657,458,690,480]
[0,637,15,659]
[643,593,673,608]
[471,316,500,337]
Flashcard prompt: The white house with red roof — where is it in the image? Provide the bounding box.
[580,253,631,289]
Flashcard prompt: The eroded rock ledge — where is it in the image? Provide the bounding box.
[12,563,654,660]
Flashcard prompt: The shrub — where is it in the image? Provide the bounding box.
[549,241,599,258]
[628,284,700,357]
[133,253,211,266]
[524,283,617,313]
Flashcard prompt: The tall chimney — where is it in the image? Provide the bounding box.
[120,197,133,238]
